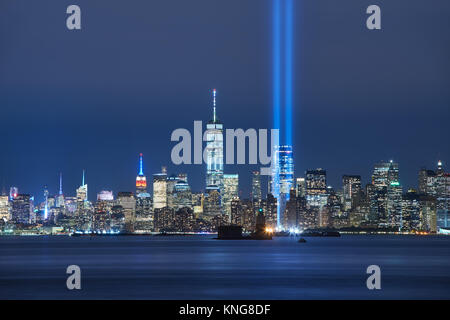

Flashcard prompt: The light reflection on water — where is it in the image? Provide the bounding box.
[0,235,449,299]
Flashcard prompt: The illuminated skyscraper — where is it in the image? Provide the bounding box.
[11,194,32,224]
[173,180,192,210]
[295,177,306,198]
[342,175,362,211]
[251,171,262,202]
[0,194,9,221]
[56,172,65,208]
[205,89,224,194]
[153,167,167,210]
[117,192,136,231]
[271,145,294,227]
[43,185,49,220]
[372,160,398,191]
[305,169,327,207]
[223,174,239,218]
[136,153,147,195]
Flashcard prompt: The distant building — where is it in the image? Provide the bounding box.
[305,169,327,207]
[117,192,136,231]
[153,167,167,210]
[251,171,262,202]
[136,153,147,195]
[0,195,10,221]
[205,89,224,195]
[342,175,362,211]
[271,145,294,228]
[11,194,32,224]
[223,174,239,219]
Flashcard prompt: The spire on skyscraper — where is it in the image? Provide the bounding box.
[139,153,144,175]
[82,169,85,186]
[59,172,63,195]
[213,88,217,123]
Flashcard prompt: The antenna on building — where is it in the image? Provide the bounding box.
[213,88,217,123]
[59,172,63,195]
[82,169,85,186]
[139,153,144,175]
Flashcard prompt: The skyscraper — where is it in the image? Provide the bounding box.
[56,172,65,208]
[295,177,306,197]
[271,145,294,228]
[372,160,398,191]
[223,174,239,218]
[251,171,262,202]
[305,169,327,207]
[0,194,9,221]
[11,194,32,224]
[342,175,362,211]
[136,153,147,195]
[205,89,224,194]
[153,167,167,210]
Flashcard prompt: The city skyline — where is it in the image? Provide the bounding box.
[1,1,449,203]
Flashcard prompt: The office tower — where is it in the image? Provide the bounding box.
[295,177,306,197]
[387,181,403,229]
[305,169,327,207]
[203,185,221,218]
[401,189,421,231]
[117,192,136,231]
[230,198,242,226]
[419,195,437,232]
[76,170,90,230]
[136,153,147,195]
[241,199,256,232]
[342,175,362,211]
[43,185,49,220]
[372,160,398,190]
[284,189,299,229]
[222,174,239,218]
[166,174,179,209]
[263,193,278,229]
[418,167,436,195]
[153,167,167,210]
[191,192,204,217]
[11,194,32,224]
[435,161,449,230]
[251,171,262,202]
[173,180,192,209]
[64,196,78,216]
[154,207,175,232]
[97,190,114,201]
[205,89,224,194]
[56,172,65,208]
[76,170,88,203]
[9,187,18,201]
[365,183,378,223]
[174,207,195,232]
[94,191,114,232]
[271,145,294,228]
[135,192,153,232]
[0,195,9,221]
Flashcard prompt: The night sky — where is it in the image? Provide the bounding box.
[1,0,449,202]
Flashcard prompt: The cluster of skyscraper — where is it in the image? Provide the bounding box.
[0,94,448,235]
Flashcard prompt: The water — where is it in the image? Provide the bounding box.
[0,235,449,299]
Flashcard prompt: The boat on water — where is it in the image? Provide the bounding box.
[301,230,341,237]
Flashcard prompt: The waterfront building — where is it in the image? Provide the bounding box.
[11,194,32,224]
[153,167,167,210]
[222,174,239,219]
[136,153,147,195]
